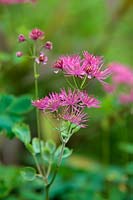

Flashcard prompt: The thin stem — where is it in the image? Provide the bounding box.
[33,155,48,184]
[47,141,66,188]
[72,76,79,89]
[80,76,87,89]
[65,77,75,89]
[33,46,46,175]
[46,162,52,178]
[45,185,49,200]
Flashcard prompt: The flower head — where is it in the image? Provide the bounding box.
[55,55,85,78]
[45,41,53,50]
[53,51,112,88]
[18,34,26,42]
[0,0,34,4]
[32,89,100,127]
[62,108,88,128]
[109,63,133,86]
[29,28,44,40]
[119,90,133,104]
[16,51,23,57]
[35,52,48,65]
[80,91,100,108]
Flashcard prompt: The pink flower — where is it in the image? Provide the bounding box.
[29,28,44,40]
[32,97,49,110]
[53,51,111,88]
[18,34,26,42]
[32,89,100,127]
[83,51,112,81]
[0,0,34,4]
[45,41,53,50]
[59,89,81,107]
[32,92,61,112]
[53,58,64,70]
[80,91,100,108]
[119,90,133,104]
[62,108,88,128]
[109,63,133,86]
[35,52,48,65]
[16,51,23,57]
[62,55,86,78]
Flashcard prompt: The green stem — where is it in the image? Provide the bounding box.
[33,155,48,184]
[33,47,46,175]
[73,76,79,89]
[80,76,87,89]
[47,141,66,188]
[45,185,49,200]
[65,77,75,89]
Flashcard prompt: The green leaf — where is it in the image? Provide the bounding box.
[55,145,72,159]
[21,167,36,181]
[32,137,44,154]
[43,147,52,162]
[12,123,31,144]
[45,140,56,154]
[0,94,14,113]
[26,143,34,154]
[8,95,33,115]
[62,147,73,158]
[70,123,80,134]
[119,142,133,154]
[125,162,133,175]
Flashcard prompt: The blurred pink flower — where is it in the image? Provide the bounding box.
[35,52,48,65]
[18,34,26,42]
[109,63,133,86]
[16,51,23,57]
[0,0,35,4]
[29,28,44,40]
[119,90,133,104]
[45,41,53,50]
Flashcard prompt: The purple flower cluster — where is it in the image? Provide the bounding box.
[53,51,111,86]
[32,89,100,127]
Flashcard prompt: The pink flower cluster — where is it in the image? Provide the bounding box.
[16,29,52,64]
[0,0,35,4]
[109,63,133,104]
[53,51,111,86]
[32,89,100,127]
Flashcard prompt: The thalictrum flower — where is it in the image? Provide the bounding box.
[32,89,100,127]
[18,34,26,42]
[35,52,48,65]
[0,0,34,4]
[16,51,23,57]
[62,108,88,128]
[29,28,44,40]
[119,90,133,104]
[109,63,133,86]
[53,51,112,88]
[45,41,53,50]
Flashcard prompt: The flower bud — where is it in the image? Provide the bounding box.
[45,41,53,50]
[18,34,26,42]
[16,51,23,57]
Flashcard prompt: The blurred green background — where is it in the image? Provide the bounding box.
[0,0,133,199]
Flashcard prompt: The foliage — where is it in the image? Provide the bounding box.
[0,162,132,200]
[0,94,33,138]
